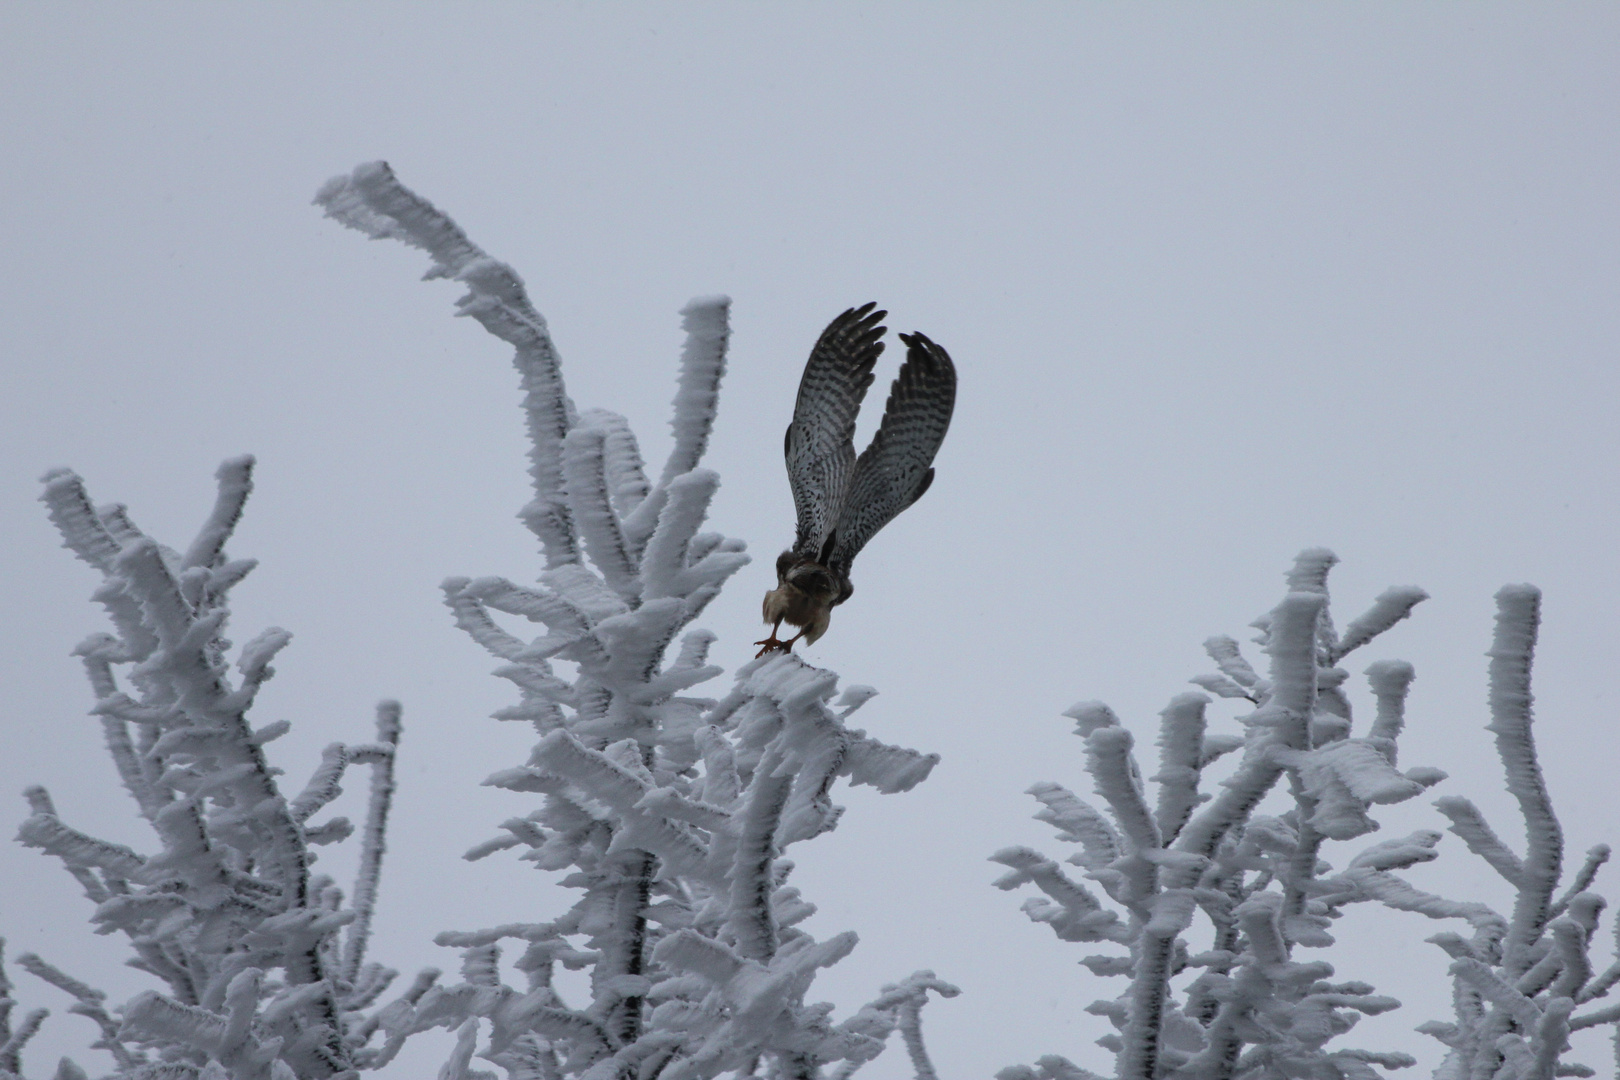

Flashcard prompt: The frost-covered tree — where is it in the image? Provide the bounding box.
[313,162,956,1080]
[9,457,414,1080]
[22,159,1613,1080]
[994,551,1620,1080]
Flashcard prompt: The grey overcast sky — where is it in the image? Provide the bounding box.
[2,4,1617,1077]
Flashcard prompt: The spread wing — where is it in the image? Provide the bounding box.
[785,303,887,560]
[827,331,957,580]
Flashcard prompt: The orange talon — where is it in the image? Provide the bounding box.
[754,634,790,658]
[755,622,811,658]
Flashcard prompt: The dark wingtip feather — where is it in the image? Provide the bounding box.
[834,302,887,335]
[818,305,889,370]
[897,331,956,379]
[893,333,958,409]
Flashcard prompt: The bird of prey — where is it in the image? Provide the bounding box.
[756,303,957,657]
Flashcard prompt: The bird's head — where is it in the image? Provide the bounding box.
[775,551,841,605]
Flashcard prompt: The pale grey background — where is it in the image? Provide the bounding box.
[2,4,1617,1077]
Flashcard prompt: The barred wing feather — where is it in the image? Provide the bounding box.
[827,331,956,578]
[785,303,887,560]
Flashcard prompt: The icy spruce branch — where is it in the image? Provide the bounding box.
[316,160,579,569]
[0,940,50,1079]
[319,162,949,1079]
[1486,587,1561,982]
[8,462,421,1079]
[1411,585,1619,1080]
[996,553,1620,1080]
[341,701,403,987]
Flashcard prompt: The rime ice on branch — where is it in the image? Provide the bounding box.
[1407,585,1620,1080]
[995,553,1620,1080]
[12,458,415,1080]
[318,161,952,1079]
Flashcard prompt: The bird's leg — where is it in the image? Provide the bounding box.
[756,627,811,658]
[754,620,791,658]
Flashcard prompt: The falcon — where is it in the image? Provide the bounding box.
[756,303,957,657]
